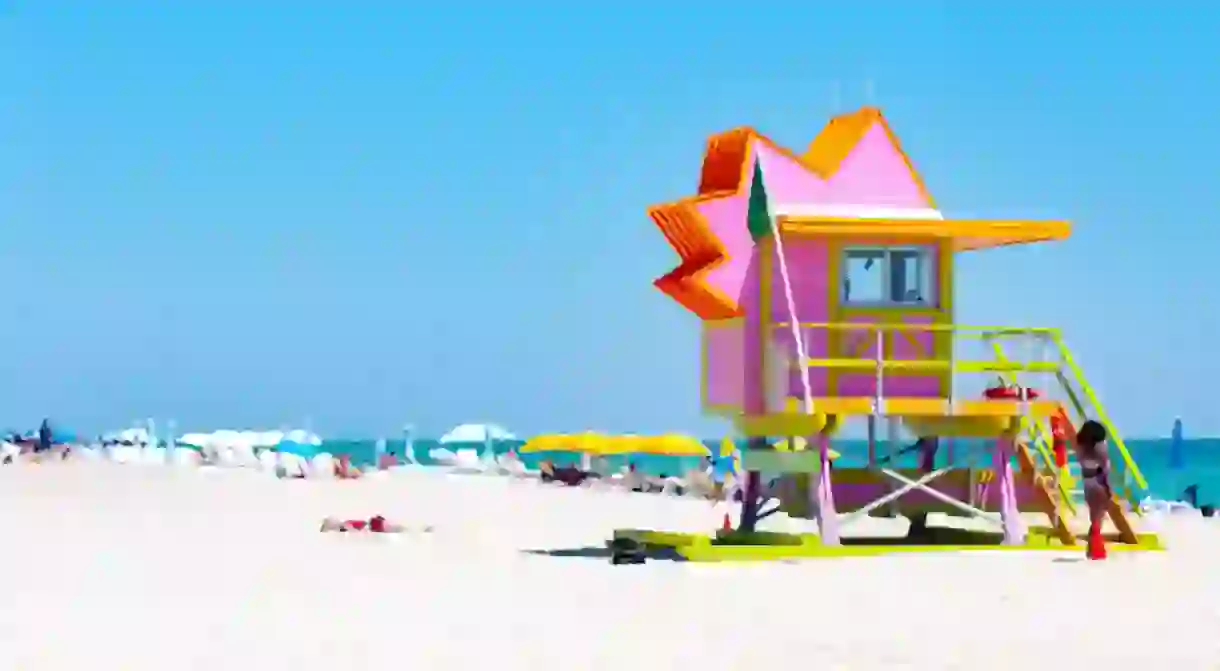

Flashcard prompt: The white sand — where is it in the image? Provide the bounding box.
[1,463,1219,670]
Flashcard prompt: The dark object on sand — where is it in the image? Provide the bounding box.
[607,537,646,565]
[37,419,53,453]
[540,462,595,487]
[1184,484,1200,508]
[1180,485,1212,516]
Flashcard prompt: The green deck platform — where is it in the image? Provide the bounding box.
[610,527,1163,561]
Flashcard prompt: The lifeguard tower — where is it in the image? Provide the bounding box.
[636,107,1159,558]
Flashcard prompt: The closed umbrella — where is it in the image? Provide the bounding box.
[1170,418,1185,469]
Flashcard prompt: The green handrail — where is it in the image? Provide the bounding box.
[1054,371,1087,421]
[1048,332,1147,494]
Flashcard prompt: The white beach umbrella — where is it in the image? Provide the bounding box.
[439,423,515,444]
[177,433,212,448]
[282,429,322,446]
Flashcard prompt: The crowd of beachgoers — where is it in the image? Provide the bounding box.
[7,419,1212,518]
[1,420,745,504]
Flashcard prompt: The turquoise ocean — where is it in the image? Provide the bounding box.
[325,436,1220,506]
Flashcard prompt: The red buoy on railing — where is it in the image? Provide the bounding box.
[982,384,1042,400]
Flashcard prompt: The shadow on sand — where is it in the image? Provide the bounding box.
[521,546,685,562]
[1051,556,1086,564]
[522,546,614,559]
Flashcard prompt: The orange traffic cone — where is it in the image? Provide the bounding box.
[1086,522,1108,560]
[721,513,733,532]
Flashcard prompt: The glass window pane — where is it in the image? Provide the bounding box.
[843,250,885,303]
[889,249,932,304]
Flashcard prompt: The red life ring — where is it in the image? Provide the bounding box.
[983,385,1042,400]
[1049,413,1068,468]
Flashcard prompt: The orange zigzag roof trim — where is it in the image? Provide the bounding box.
[648,107,930,320]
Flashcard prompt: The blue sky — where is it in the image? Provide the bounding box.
[2,2,1217,438]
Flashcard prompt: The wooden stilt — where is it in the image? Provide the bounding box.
[815,425,839,544]
[994,433,1026,545]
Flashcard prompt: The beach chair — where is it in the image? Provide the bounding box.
[1,441,19,464]
[495,454,532,478]
[602,466,637,492]
[682,469,718,499]
[309,453,335,479]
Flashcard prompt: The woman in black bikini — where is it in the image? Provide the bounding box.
[1074,420,1111,559]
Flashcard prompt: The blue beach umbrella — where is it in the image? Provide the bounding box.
[28,420,78,447]
[275,439,319,459]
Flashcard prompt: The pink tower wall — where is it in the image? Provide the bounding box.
[701,121,949,413]
[739,250,765,415]
[836,312,941,397]
[767,238,830,398]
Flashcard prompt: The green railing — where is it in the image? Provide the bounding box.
[1046,331,1146,499]
[762,321,1146,506]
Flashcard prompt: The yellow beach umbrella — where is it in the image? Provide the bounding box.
[642,434,710,457]
[519,432,607,454]
[570,434,709,457]
[599,434,647,455]
[518,434,571,453]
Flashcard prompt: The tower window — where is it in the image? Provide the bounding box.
[842,246,935,306]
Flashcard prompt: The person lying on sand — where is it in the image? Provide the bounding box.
[334,455,362,479]
[538,460,597,487]
[319,515,433,534]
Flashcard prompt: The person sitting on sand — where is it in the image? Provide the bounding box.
[319,515,431,533]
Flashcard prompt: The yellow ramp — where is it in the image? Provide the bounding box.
[1013,442,1076,546]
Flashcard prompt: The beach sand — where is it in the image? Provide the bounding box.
[1,462,1218,670]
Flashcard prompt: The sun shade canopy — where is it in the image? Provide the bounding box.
[519,434,709,457]
[778,216,1071,251]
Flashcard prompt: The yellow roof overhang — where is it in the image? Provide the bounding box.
[778,216,1071,251]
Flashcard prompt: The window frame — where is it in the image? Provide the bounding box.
[840,245,937,308]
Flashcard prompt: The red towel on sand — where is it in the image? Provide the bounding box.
[341,516,387,532]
